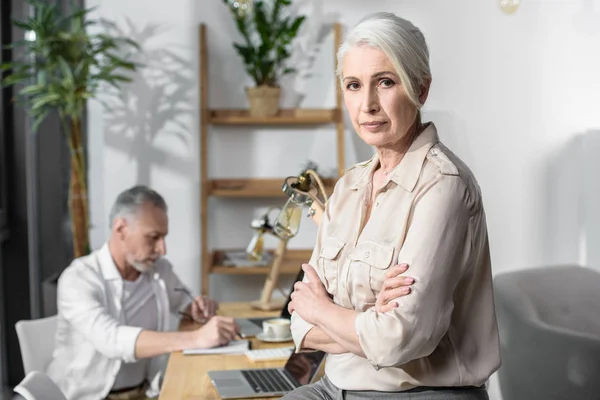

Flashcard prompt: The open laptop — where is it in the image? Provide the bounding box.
[208,349,326,399]
[235,269,303,338]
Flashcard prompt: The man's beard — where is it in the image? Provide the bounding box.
[128,258,156,273]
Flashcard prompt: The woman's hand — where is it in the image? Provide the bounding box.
[375,263,414,313]
[288,264,332,325]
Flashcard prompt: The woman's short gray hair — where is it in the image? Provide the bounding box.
[336,12,431,108]
[108,185,168,228]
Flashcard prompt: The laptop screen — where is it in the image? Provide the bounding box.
[283,350,326,385]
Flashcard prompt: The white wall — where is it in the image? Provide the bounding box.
[86,1,600,398]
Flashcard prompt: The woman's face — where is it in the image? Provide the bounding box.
[342,45,424,149]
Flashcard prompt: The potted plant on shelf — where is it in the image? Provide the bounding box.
[1,0,139,259]
[222,0,306,117]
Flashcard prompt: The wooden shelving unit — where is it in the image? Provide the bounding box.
[210,249,313,275]
[208,178,337,198]
[198,23,345,296]
[209,108,339,125]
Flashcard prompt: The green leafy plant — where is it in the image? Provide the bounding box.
[222,0,306,87]
[1,0,140,258]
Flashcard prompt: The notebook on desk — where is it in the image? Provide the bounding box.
[183,340,250,355]
[236,269,304,338]
[207,349,326,399]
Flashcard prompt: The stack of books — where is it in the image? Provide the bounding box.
[221,250,274,268]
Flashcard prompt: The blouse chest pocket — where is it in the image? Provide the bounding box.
[347,241,395,303]
[318,236,345,295]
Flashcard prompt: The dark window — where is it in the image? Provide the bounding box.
[0,0,9,390]
[1,96,6,241]
[0,0,7,236]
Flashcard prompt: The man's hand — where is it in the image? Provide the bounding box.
[191,295,219,322]
[193,316,239,348]
[375,263,414,313]
[288,264,332,325]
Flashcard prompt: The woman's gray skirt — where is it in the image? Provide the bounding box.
[281,376,489,400]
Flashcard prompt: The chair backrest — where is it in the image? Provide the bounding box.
[495,265,600,337]
[15,315,58,374]
[14,371,67,400]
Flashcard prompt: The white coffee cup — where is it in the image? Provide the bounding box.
[262,318,291,339]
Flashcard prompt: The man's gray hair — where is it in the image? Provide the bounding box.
[336,12,431,109]
[108,185,168,228]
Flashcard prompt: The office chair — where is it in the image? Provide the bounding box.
[494,265,600,400]
[15,315,58,374]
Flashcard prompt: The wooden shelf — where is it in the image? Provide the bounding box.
[208,178,337,198]
[208,108,339,125]
[198,23,345,296]
[209,249,312,275]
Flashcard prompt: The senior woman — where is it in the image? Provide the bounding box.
[284,12,501,400]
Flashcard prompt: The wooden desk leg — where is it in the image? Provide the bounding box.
[251,238,289,311]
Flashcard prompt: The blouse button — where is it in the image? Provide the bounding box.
[365,252,370,258]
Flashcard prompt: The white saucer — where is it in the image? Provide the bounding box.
[256,332,293,343]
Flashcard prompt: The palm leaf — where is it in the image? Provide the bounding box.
[6,0,140,127]
[32,108,51,131]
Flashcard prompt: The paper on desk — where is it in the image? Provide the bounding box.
[183,340,250,355]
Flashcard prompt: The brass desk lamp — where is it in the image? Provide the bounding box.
[273,168,328,236]
[248,168,329,310]
[245,206,280,262]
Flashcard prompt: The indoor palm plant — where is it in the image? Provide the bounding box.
[1,0,139,258]
[222,0,305,117]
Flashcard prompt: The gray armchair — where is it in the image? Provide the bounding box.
[494,265,600,400]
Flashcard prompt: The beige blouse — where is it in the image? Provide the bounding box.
[290,123,501,391]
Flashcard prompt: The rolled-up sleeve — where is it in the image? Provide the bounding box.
[291,190,337,352]
[355,176,473,369]
[291,246,321,351]
[58,267,142,363]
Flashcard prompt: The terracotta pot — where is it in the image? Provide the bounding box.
[245,85,281,117]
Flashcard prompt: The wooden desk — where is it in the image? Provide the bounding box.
[159,302,293,400]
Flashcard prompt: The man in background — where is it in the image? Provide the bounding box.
[46,185,239,400]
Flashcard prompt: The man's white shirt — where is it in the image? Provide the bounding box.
[46,243,191,400]
[112,272,158,391]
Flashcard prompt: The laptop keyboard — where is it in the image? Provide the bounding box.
[241,369,296,393]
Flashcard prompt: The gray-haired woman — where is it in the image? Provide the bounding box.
[283,12,500,400]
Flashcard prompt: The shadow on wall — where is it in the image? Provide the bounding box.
[540,129,600,270]
[283,0,341,107]
[101,19,196,185]
[204,0,340,110]
[573,0,600,36]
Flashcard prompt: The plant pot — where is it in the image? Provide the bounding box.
[246,85,281,117]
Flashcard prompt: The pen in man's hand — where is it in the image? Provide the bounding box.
[175,287,207,323]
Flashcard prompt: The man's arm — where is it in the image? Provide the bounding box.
[134,315,238,359]
[59,268,142,362]
[59,266,238,362]
[134,330,197,359]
